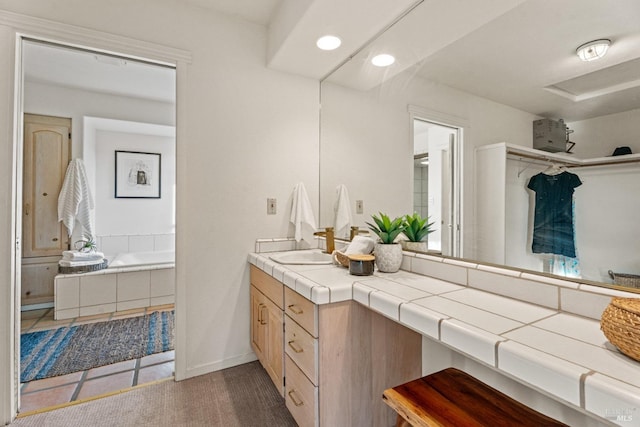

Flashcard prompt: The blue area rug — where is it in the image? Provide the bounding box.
[21,310,174,383]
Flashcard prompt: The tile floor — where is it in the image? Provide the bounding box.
[19,305,175,415]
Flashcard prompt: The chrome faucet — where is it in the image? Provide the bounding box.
[314,227,335,254]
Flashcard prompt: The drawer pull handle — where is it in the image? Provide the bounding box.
[259,304,267,325]
[287,304,303,315]
[287,340,304,353]
[257,303,263,323]
[288,390,304,407]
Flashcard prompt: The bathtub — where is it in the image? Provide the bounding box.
[108,250,175,268]
[54,250,175,320]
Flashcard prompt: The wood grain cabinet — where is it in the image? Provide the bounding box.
[21,114,71,306]
[250,266,284,396]
[283,286,319,426]
[250,265,423,427]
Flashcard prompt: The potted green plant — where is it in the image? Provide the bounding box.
[366,213,406,273]
[401,213,435,252]
[74,238,97,253]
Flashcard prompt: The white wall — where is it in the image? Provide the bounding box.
[24,81,175,157]
[574,165,640,281]
[568,108,640,158]
[0,1,319,423]
[94,130,176,237]
[26,80,176,245]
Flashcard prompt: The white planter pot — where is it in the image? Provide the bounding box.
[374,243,403,273]
[400,241,428,253]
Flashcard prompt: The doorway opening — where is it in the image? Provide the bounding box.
[17,38,177,415]
[412,117,462,257]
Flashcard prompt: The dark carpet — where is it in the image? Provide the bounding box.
[11,361,297,427]
[21,311,174,382]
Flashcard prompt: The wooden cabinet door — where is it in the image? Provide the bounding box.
[22,114,71,258]
[21,259,59,304]
[250,284,284,396]
[265,296,284,396]
[250,286,267,360]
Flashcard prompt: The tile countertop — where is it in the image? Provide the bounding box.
[248,250,640,426]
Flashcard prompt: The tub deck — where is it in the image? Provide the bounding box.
[54,251,175,320]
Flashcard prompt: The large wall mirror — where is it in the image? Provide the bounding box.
[319,0,640,293]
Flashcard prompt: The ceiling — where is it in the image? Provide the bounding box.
[409,0,640,121]
[176,0,282,25]
[22,0,640,122]
[323,0,640,122]
[23,41,176,103]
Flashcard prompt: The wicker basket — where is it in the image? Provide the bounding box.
[600,297,640,362]
[608,270,640,288]
[58,259,109,275]
[333,251,350,268]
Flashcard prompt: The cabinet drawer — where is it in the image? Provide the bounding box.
[285,315,318,385]
[250,265,283,309]
[284,286,317,337]
[285,354,318,427]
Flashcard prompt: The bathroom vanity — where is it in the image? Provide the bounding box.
[249,247,640,427]
[250,265,421,426]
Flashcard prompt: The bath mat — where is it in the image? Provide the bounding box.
[20,310,174,382]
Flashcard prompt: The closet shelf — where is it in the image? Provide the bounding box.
[490,142,640,168]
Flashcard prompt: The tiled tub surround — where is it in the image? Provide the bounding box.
[54,265,175,320]
[249,248,640,426]
[95,233,175,255]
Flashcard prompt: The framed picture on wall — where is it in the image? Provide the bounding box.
[115,150,161,198]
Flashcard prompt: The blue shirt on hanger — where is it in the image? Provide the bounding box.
[527,171,582,258]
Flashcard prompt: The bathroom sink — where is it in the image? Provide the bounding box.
[269,251,333,265]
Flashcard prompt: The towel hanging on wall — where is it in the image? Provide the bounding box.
[334,184,353,239]
[290,182,316,242]
[58,158,95,240]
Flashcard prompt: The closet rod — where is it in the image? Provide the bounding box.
[506,149,640,168]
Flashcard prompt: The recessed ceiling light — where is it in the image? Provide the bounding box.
[371,54,395,67]
[576,39,611,62]
[316,35,341,51]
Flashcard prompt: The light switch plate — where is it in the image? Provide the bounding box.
[267,198,277,215]
[356,200,363,214]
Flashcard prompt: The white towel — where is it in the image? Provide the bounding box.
[290,182,317,242]
[344,235,375,255]
[62,250,105,261]
[334,184,353,239]
[58,159,95,240]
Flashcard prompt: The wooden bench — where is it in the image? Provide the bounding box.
[382,368,569,427]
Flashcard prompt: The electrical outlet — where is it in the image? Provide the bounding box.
[267,198,277,215]
[356,200,364,214]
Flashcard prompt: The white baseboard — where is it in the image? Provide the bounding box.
[178,352,258,381]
